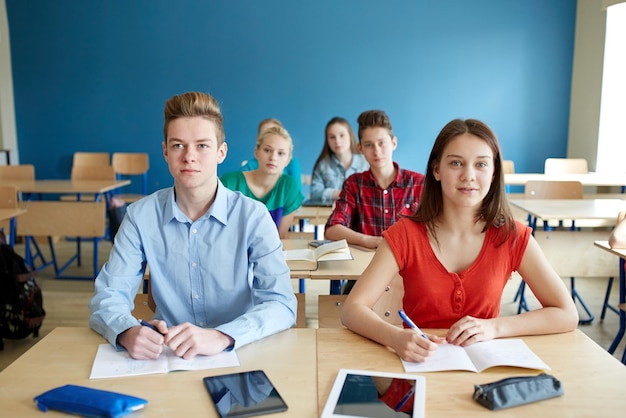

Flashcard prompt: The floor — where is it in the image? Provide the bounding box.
[1,237,625,371]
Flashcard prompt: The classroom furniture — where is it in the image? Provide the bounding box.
[317,274,404,328]
[505,172,626,188]
[61,165,117,202]
[594,240,626,364]
[0,327,317,418]
[317,327,626,416]
[0,186,27,246]
[112,152,150,203]
[510,198,626,323]
[0,164,35,181]
[71,151,110,167]
[544,157,588,175]
[282,239,375,295]
[502,159,515,174]
[291,205,333,240]
[17,200,106,280]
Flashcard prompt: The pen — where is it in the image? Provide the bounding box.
[139,319,163,335]
[398,310,429,341]
[394,385,416,411]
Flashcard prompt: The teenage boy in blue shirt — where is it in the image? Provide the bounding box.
[89,92,296,360]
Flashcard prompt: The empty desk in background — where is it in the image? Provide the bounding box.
[0,179,131,279]
[0,327,317,418]
[291,205,333,239]
[594,240,626,364]
[510,198,626,323]
[317,328,626,417]
[505,172,626,189]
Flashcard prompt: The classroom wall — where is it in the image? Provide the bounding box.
[5,0,577,194]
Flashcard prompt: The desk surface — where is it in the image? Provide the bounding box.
[510,198,626,221]
[317,328,626,416]
[505,172,626,187]
[292,205,333,224]
[0,179,130,194]
[0,207,26,222]
[282,239,374,280]
[0,327,317,418]
[594,240,626,259]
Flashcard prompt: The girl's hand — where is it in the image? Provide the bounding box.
[391,328,442,362]
[446,316,497,346]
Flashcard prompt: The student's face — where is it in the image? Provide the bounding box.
[326,123,352,156]
[254,134,291,175]
[433,133,494,209]
[162,117,227,192]
[358,127,397,169]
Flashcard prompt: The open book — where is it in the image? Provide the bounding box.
[89,344,240,379]
[283,239,352,270]
[401,339,550,373]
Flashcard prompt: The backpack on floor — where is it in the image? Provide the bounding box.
[0,235,45,350]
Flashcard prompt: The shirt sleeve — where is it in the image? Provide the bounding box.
[325,175,358,228]
[281,175,305,215]
[285,157,302,192]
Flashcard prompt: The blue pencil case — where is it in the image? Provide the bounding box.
[34,384,148,417]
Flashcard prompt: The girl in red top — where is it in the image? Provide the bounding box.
[341,118,579,364]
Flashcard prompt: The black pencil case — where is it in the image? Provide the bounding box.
[473,373,563,410]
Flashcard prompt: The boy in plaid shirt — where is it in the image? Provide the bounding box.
[325,110,424,293]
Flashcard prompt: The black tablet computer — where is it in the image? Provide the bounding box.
[203,370,288,417]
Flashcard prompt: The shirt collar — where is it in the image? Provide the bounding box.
[165,181,228,225]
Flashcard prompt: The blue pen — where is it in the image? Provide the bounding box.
[140,319,163,335]
[394,385,416,411]
[398,310,429,341]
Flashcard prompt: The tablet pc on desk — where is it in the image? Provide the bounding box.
[321,369,425,418]
[203,370,288,417]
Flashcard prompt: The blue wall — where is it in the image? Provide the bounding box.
[6,0,577,194]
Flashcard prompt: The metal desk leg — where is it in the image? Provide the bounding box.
[570,277,594,324]
[608,259,625,357]
[330,280,342,295]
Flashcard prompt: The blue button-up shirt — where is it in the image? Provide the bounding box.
[89,181,296,350]
[310,153,369,204]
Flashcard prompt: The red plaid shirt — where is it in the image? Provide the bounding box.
[325,163,424,236]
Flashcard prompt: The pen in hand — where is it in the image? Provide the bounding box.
[398,310,429,341]
[140,319,164,335]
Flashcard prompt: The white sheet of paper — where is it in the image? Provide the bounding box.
[89,344,240,379]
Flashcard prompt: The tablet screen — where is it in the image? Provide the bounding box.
[203,370,288,418]
[321,369,425,418]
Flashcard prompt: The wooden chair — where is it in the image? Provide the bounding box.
[294,293,306,328]
[17,200,106,279]
[544,158,588,175]
[112,152,149,203]
[502,160,515,174]
[318,275,404,328]
[72,152,110,167]
[0,164,35,181]
[61,165,116,202]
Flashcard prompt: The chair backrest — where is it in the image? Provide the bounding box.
[112,152,149,175]
[72,152,110,167]
[0,186,18,209]
[71,165,116,181]
[0,164,35,181]
[502,160,515,174]
[544,158,588,175]
[318,275,404,328]
[524,180,583,199]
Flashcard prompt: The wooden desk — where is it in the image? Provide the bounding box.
[510,198,626,322]
[0,327,317,418]
[0,207,27,246]
[0,179,131,196]
[317,328,626,417]
[506,172,626,188]
[292,205,333,239]
[509,198,626,227]
[594,241,626,363]
[282,239,374,294]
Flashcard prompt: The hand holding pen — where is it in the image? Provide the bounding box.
[398,310,429,341]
